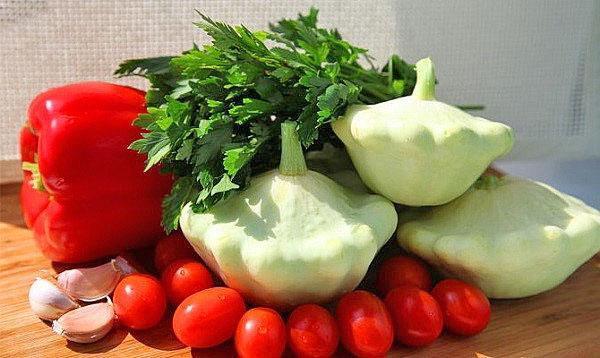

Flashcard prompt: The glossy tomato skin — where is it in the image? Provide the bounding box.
[161,259,214,306]
[154,232,198,272]
[287,304,339,358]
[384,286,443,347]
[431,279,491,336]
[336,290,394,358]
[376,256,432,295]
[113,274,167,330]
[173,287,246,348]
[235,307,286,358]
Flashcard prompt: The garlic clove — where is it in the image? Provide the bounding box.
[57,256,134,302]
[29,278,80,320]
[52,301,115,343]
[112,256,136,276]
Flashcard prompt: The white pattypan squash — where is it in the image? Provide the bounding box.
[332,58,514,206]
[180,122,397,308]
[397,175,600,298]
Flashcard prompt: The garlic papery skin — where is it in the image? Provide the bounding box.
[52,301,115,343]
[57,257,133,302]
[112,256,136,276]
[28,278,80,320]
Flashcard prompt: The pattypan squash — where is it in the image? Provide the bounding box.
[397,175,600,298]
[332,58,515,206]
[180,122,397,308]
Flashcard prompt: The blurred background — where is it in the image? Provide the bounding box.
[1,0,598,204]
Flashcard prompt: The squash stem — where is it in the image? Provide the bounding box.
[412,57,436,100]
[474,174,503,190]
[279,121,307,176]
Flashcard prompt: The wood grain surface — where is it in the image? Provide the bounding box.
[1,182,599,358]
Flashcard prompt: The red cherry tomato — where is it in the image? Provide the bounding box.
[431,279,491,336]
[288,304,339,358]
[154,232,198,272]
[113,273,167,330]
[336,290,394,357]
[173,287,246,348]
[384,286,443,347]
[376,255,432,295]
[161,259,214,306]
[235,307,286,358]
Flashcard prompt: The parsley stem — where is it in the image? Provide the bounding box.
[279,121,307,176]
[412,57,436,100]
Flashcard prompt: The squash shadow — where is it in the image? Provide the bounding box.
[209,174,281,241]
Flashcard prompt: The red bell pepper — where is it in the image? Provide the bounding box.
[20,82,173,263]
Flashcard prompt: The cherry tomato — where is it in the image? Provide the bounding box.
[113,273,167,330]
[154,232,198,272]
[336,290,393,357]
[235,307,286,358]
[173,287,246,348]
[376,255,432,295]
[161,259,215,306]
[431,279,491,336]
[384,286,443,347]
[288,304,339,358]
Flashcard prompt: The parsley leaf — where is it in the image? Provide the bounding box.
[116,7,417,232]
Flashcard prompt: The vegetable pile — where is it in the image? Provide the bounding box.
[21,5,600,357]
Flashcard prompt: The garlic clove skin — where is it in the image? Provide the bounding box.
[29,278,80,320]
[56,256,135,302]
[52,301,115,344]
[57,261,120,302]
[112,256,136,276]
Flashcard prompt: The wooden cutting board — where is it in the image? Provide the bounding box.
[1,182,599,358]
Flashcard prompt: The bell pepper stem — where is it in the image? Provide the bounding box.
[412,57,436,100]
[22,161,47,192]
[279,121,307,176]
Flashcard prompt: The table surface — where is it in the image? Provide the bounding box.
[1,182,599,358]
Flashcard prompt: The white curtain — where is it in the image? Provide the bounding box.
[1,0,598,174]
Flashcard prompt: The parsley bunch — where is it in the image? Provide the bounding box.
[115,8,416,232]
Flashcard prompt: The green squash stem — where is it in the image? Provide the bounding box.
[279,121,307,176]
[412,57,436,100]
[474,174,503,190]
